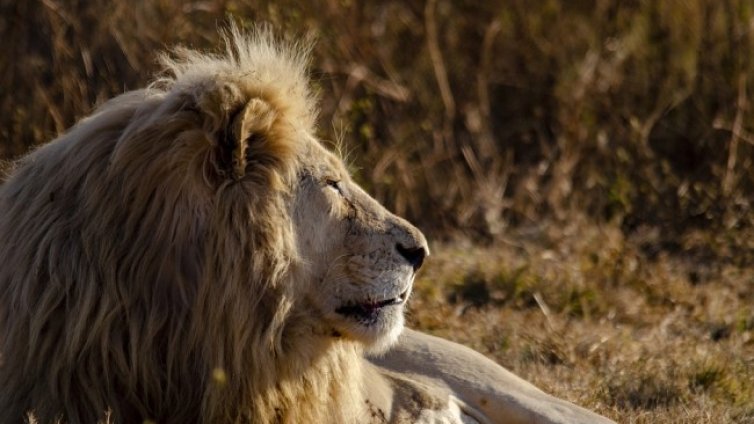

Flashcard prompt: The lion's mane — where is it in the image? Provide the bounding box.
[0,28,362,423]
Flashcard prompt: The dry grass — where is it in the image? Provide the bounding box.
[3,1,754,422]
[408,219,754,422]
[4,0,754,236]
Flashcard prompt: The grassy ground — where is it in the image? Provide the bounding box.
[408,220,754,423]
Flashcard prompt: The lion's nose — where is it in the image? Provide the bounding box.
[396,244,427,271]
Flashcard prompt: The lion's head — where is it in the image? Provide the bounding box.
[0,27,426,423]
[292,138,427,350]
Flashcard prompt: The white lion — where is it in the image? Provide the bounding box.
[0,26,614,423]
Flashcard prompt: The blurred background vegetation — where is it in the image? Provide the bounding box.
[2,0,754,421]
[2,0,754,247]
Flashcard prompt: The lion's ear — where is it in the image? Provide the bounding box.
[226,98,277,180]
[198,82,278,181]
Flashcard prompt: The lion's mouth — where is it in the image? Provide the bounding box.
[335,289,409,322]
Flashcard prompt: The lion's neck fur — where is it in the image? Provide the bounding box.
[240,324,367,424]
[199,318,366,424]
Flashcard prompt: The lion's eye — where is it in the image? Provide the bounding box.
[325,179,344,196]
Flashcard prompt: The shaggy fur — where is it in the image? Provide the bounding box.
[0,28,367,423]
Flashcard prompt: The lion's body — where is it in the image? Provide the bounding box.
[0,28,613,424]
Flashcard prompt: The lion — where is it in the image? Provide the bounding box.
[0,27,613,423]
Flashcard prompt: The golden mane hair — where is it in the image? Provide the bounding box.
[0,27,362,423]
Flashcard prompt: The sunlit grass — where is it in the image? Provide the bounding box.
[409,220,754,422]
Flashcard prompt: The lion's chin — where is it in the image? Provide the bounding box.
[331,302,406,354]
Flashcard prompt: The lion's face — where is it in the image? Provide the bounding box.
[292,141,428,351]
